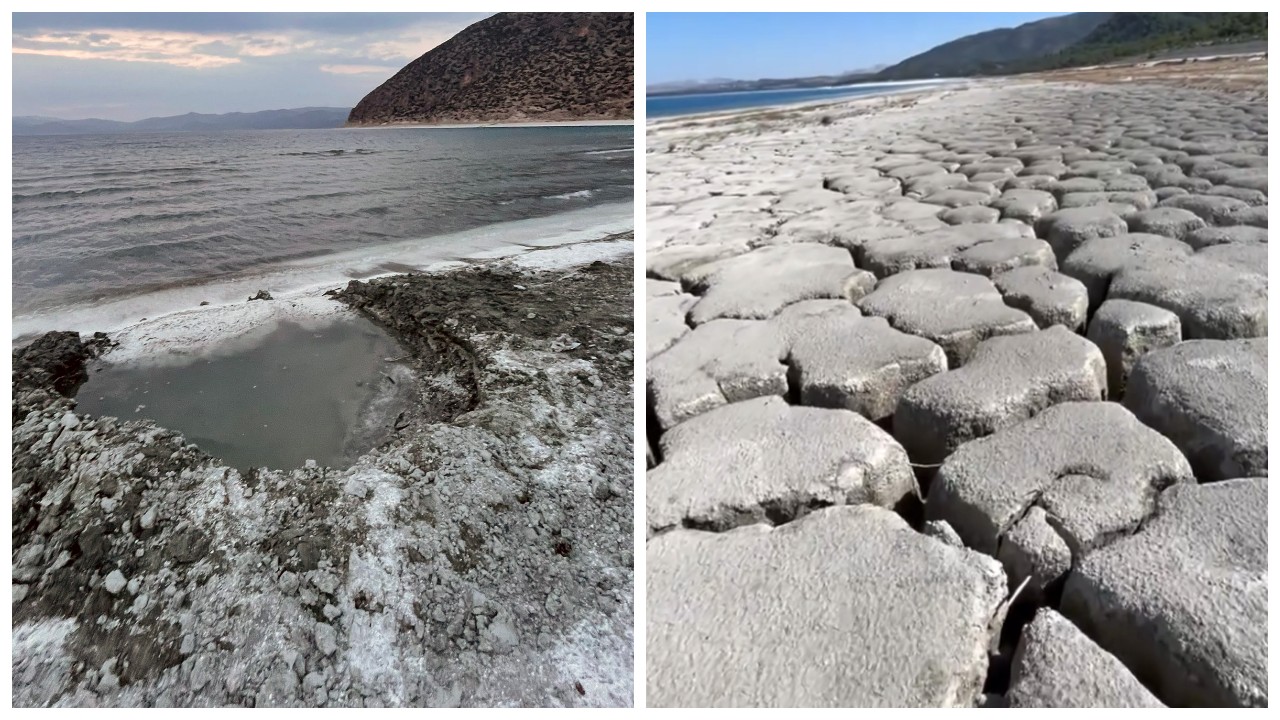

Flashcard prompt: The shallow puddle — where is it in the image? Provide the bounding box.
[77,316,412,471]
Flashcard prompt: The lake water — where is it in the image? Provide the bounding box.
[12,126,633,319]
[646,81,949,119]
[76,316,412,471]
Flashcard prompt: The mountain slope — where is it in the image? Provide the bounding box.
[876,13,1112,80]
[347,12,633,126]
[13,108,349,135]
[1015,12,1268,71]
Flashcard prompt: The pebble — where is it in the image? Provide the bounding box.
[314,623,339,656]
[102,570,127,595]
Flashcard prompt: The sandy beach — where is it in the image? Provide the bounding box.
[645,63,1267,707]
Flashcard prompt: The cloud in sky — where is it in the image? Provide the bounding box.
[12,12,491,120]
[318,64,402,76]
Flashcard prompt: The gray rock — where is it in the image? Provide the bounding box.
[102,570,127,595]
[921,189,994,208]
[1036,207,1129,259]
[990,188,1057,223]
[1061,479,1267,707]
[647,505,1006,707]
[1063,159,1135,179]
[646,292,697,359]
[895,327,1106,464]
[1086,300,1181,399]
[1023,161,1068,179]
[1060,233,1193,312]
[1183,224,1267,249]
[997,506,1071,603]
[1108,253,1266,339]
[1200,166,1268,193]
[1059,191,1156,212]
[939,205,1000,225]
[1052,177,1106,197]
[647,243,748,283]
[647,396,916,532]
[992,267,1088,330]
[923,519,963,548]
[687,244,874,324]
[885,161,948,181]
[949,221,1035,242]
[858,269,1036,367]
[928,402,1192,598]
[1207,185,1267,206]
[879,197,948,222]
[1196,242,1267,277]
[1006,609,1165,708]
[1005,175,1059,191]
[786,310,947,421]
[961,158,1023,176]
[969,172,1013,189]
[1125,207,1206,240]
[1123,339,1267,480]
[1153,186,1189,201]
[256,665,300,707]
[950,237,1057,276]
[1103,174,1151,192]
[314,622,338,656]
[858,229,971,277]
[1157,193,1249,225]
[1226,204,1268,228]
[903,172,968,198]
[648,301,863,432]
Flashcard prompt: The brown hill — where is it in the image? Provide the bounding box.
[347,12,633,126]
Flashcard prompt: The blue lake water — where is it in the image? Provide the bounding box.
[647,81,950,119]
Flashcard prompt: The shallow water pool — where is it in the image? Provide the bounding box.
[77,315,412,471]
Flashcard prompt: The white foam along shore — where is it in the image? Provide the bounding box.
[355,119,634,130]
[12,202,634,365]
[646,78,968,126]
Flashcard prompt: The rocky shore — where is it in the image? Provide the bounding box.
[646,77,1266,707]
[12,242,634,707]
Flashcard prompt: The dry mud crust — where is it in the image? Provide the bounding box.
[646,74,1267,707]
[11,253,634,708]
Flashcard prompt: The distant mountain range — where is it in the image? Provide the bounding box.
[348,12,633,126]
[877,12,1267,79]
[648,66,888,97]
[647,13,1266,98]
[13,107,350,136]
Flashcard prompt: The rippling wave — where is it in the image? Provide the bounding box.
[12,126,632,315]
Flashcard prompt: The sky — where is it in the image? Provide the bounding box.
[647,12,1071,85]
[12,12,492,120]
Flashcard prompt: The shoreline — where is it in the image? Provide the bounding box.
[13,237,636,707]
[348,118,633,130]
[645,80,968,127]
[12,202,633,346]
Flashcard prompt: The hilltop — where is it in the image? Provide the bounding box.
[348,12,633,126]
[876,12,1266,79]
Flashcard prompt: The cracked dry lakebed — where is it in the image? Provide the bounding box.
[11,239,635,708]
[645,76,1267,708]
